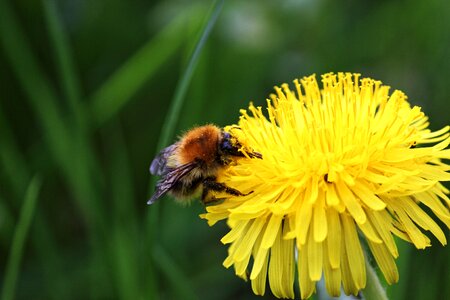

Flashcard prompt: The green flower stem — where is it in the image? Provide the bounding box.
[362,258,388,300]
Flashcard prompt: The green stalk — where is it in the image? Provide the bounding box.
[362,259,389,300]
[0,0,105,232]
[152,244,198,300]
[150,0,225,154]
[0,0,72,175]
[104,122,140,299]
[42,0,84,130]
[145,0,224,297]
[1,176,42,300]
[89,6,202,127]
[0,107,29,194]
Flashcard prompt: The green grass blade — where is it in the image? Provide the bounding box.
[0,5,109,296]
[104,122,140,299]
[42,0,105,230]
[0,107,29,194]
[1,176,42,300]
[0,197,15,247]
[0,0,72,175]
[151,0,224,153]
[32,212,69,300]
[89,7,203,127]
[152,244,198,300]
[0,0,106,233]
[42,0,85,129]
[0,104,68,299]
[144,0,223,297]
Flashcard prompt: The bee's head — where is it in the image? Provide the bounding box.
[219,131,262,159]
[219,132,238,155]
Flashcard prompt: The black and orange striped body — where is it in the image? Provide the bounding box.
[148,124,262,205]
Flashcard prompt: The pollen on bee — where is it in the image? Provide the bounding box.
[178,125,220,165]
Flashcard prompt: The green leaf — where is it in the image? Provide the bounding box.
[42,0,84,129]
[104,122,140,299]
[1,176,42,300]
[90,7,203,127]
[0,0,72,173]
[152,244,198,300]
[150,0,225,154]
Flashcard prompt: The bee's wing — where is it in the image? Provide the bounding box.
[147,161,197,205]
[150,143,178,175]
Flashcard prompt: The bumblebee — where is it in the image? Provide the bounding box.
[148,124,261,205]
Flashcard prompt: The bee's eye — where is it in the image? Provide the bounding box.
[221,139,233,150]
[221,132,238,151]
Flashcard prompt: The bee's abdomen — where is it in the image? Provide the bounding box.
[170,174,204,199]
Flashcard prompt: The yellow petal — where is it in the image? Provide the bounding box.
[270,186,299,214]
[223,234,243,268]
[438,148,450,159]
[250,245,269,277]
[284,214,297,240]
[351,180,386,211]
[220,220,249,244]
[401,196,447,245]
[281,225,295,299]
[306,177,319,204]
[367,240,399,284]
[228,207,267,222]
[357,213,382,244]
[306,223,323,282]
[385,199,430,249]
[298,247,315,300]
[366,209,399,257]
[326,183,340,206]
[313,191,328,242]
[420,164,450,181]
[260,214,283,249]
[363,169,390,184]
[233,217,266,262]
[323,243,342,297]
[251,252,269,295]
[418,191,450,228]
[336,181,366,224]
[296,199,312,246]
[200,211,229,226]
[341,213,366,290]
[268,223,295,298]
[421,125,450,139]
[340,232,358,296]
[223,255,233,269]
[326,208,341,268]
[234,252,251,278]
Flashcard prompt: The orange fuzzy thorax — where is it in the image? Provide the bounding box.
[178,125,220,165]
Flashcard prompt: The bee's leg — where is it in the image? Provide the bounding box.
[249,151,263,159]
[201,193,225,206]
[202,177,253,197]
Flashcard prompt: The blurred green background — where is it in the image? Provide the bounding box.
[0,0,449,299]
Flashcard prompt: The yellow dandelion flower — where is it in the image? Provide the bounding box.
[200,72,450,299]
